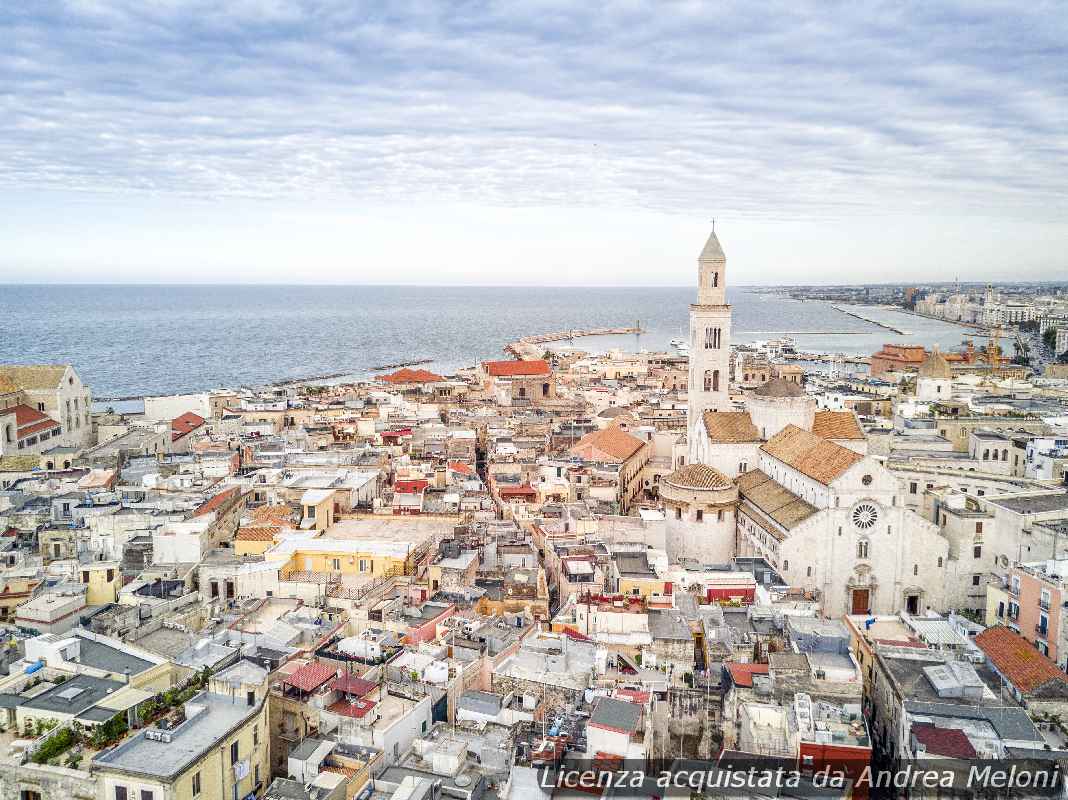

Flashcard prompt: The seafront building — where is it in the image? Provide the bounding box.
[2,230,1068,797]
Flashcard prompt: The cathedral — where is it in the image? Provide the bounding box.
[662,230,952,618]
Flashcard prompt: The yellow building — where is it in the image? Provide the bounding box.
[301,489,336,532]
[93,660,270,800]
[80,560,123,606]
[233,526,280,557]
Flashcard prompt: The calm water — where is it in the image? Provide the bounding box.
[0,285,976,399]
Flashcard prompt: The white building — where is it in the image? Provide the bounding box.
[686,229,732,463]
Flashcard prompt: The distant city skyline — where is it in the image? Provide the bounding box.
[2,2,1066,285]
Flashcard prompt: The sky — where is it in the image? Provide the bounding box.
[1,1,1066,286]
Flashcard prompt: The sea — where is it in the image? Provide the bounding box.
[0,284,977,408]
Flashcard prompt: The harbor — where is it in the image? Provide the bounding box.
[505,325,643,359]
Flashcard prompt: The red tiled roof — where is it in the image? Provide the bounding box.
[974,625,1068,694]
[726,662,770,688]
[327,697,377,719]
[171,411,206,440]
[569,426,646,463]
[448,461,475,477]
[285,661,336,693]
[811,411,865,441]
[192,486,242,518]
[331,674,377,697]
[395,479,428,493]
[499,484,537,497]
[235,526,279,542]
[761,425,863,485]
[482,359,551,377]
[378,368,445,384]
[911,723,977,759]
[4,404,61,438]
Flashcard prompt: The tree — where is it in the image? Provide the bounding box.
[1043,328,1058,351]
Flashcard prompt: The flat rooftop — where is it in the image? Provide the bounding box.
[93,691,259,779]
[326,517,453,544]
[988,493,1068,515]
[77,637,155,675]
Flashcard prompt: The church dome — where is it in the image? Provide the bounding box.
[752,377,804,398]
[918,347,953,379]
[664,463,732,491]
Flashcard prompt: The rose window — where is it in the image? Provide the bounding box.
[852,503,878,530]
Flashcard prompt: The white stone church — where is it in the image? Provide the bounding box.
[662,230,952,618]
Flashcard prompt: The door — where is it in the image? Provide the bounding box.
[851,589,870,615]
[906,594,920,615]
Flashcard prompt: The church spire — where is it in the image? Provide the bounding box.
[699,230,726,263]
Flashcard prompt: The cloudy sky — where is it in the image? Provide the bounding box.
[2,1,1066,285]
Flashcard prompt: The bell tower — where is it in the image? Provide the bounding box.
[687,228,732,463]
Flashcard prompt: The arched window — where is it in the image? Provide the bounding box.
[806,566,812,577]
[857,539,869,559]
[1002,449,1008,460]
[3,423,12,443]
[992,450,999,461]
[713,272,719,288]
[938,557,943,567]
[782,560,789,571]
[712,370,720,392]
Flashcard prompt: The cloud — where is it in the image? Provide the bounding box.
[0,1,1065,281]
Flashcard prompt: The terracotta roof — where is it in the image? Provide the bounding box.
[332,673,377,696]
[703,411,761,443]
[974,626,1068,694]
[285,660,336,693]
[664,463,732,491]
[910,723,977,759]
[760,425,863,485]
[448,461,475,477]
[752,378,805,398]
[171,411,206,440]
[919,347,953,379]
[499,484,537,497]
[569,426,646,463]
[378,368,445,384]
[811,411,865,441]
[252,504,298,525]
[726,662,769,688]
[736,469,818,531]
[327,698,378,719]
[482,359,551,377]
[192,486,242,517]
[0,365,68,391]
[235,526,279,542]
[3,404,61,438]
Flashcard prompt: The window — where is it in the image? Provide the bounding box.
[972,574,981,586]
[675,507,681,520]
[782,560,789,570]
[255,764,260,787]
[141,791,154,800]
[696,510,703,522]
[249,691,257,708]
[973,545,982,559]
[975,521,984,534]
[230,740,239,764]
[852,503,878,530]
[914,564,919,576]
[115,789,128,800]
[806,566,812,577]
[331,558,341,571]
[107,568,115,582]
[937,557,943,567]
[909,482,917,495]
[359,559,368,572]
[856,540,869,559]
[739,461,747,473]
[717,509,723,522]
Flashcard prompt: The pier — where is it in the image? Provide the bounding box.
[832,306,909,335]
[505,325,643,359]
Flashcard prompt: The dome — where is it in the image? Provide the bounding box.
[664,463,733,491]
[752,377,804,398]
[918,347,953,379]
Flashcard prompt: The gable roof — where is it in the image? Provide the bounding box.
[975,625,1068,694]
[919,347,953,379]
[235,526,279,542]
[3,404,62,438]
[0,365,68,391]
[378,368,445,384]
[703,411,761,443]
[736,469,818,531]
[811,411,865,441]
[192,486,242,518]
[285,660,336,693]
[761,425,863,485]
[726,662,769,688]
[482,359,551,377]
[569,426,645,463]
[910,723,978,759]
[171,411,206,440]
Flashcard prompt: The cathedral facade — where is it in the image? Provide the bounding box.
[666,230,952,618]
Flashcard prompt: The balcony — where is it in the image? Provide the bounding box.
[1040,599,1051,611]
[1008,608,1020,621]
